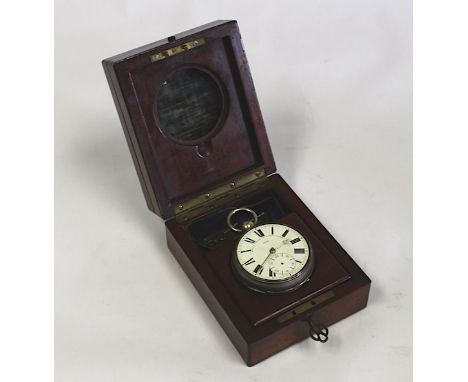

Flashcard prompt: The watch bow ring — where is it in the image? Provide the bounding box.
[227,207,259,232]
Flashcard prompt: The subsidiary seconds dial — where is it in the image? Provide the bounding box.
[232,223,315,294]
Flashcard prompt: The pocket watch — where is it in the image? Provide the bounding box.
[227,208,315,294]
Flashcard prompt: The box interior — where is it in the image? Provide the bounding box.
[174,175,352,327]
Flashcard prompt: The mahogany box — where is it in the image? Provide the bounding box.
[102,20,371,366]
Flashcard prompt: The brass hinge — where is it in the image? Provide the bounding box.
[174,170,266,221]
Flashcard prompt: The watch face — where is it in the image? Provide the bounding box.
[233,223,314,293]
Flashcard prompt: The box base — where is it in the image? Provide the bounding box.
[166,174,371,365]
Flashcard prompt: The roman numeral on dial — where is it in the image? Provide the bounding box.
[254,229,265,237]
[244,237,255,243]
[243,258,255,266]
[269,269,276,277]
[253,265,264,274]
[282,229,290,237]
[294,248,305,254]
[290,238,301,244]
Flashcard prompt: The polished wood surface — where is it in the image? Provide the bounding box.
[103,20,275,219]
[103,20,371,366]
[166,174,371,366]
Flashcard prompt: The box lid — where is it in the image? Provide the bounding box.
[103,20,276,219]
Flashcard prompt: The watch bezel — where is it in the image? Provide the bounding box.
[231,223,315,294]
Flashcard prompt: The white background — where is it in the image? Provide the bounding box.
[55,1,412,381]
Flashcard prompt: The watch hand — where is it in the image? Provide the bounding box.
[273,239,290,251]
[261,248,276,267]
[261,241,287,267]
[263,239,289,263]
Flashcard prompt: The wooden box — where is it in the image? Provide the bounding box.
[102,20,371,366]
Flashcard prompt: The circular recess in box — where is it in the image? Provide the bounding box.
[155,67,227,145]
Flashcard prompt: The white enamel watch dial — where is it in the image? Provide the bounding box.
[232,223,314,294]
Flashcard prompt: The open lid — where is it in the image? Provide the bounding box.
[103,20,276,219]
